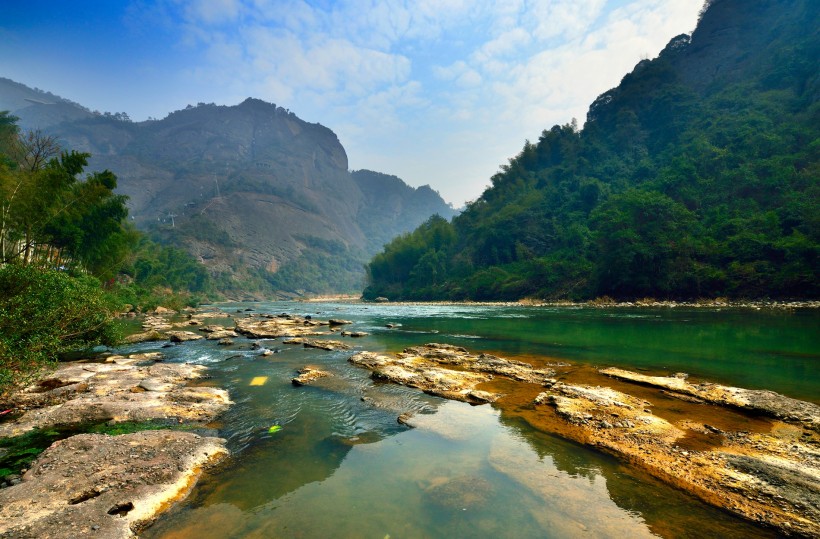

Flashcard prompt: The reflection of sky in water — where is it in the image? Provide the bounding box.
[139,302,803,538]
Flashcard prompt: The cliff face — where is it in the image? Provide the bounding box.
[0,85,454,295]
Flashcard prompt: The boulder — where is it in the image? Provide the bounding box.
[291,367,331,386]
[166,331,204,343]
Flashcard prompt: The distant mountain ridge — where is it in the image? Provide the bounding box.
[0,80,455,296]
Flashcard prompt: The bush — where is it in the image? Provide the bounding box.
[0,265,122,398]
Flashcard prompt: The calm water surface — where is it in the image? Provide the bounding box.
[138,302,818,538]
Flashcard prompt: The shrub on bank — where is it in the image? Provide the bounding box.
[0,264,121,398]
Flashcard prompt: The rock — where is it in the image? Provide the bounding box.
[533,380,820,538]
[600,367,820,432]
[138,379,172,392]
[217,338,234,346]
[282,338,351,351]
[348,350,497,404]
[234,315,330,338]
[328,319,353,325]
[291,367,331,386]
[204,329,239,340]
[397,412,414,426]
[400,344,555,384]
[123,330,165,344]
[0,363,233,438]
[153,306,176,314]
[0,431,227,539]
[422,475,493,511]
[340,331,369,337]
[374,297,389,302]
[166,331,204,343]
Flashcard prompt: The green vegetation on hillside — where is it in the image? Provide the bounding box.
[0,114,214,396]
[364,0,818,302]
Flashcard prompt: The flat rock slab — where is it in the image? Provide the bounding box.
[340,331,369,337]
[0,430,227,539]
[402,343,555,384]
[282,338,351,351]
[600,367,820,432]
[349,349,498,404]
[166,331,204,343]
[1,361,232,438]
[533,380,820,537]
[204,329,239,340]
[234,316,329,338]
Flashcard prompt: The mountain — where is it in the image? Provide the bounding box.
[363,0,819,301]
[0,82,455,297]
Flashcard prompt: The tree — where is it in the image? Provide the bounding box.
[0,265,120,398]
[591,190,698,297]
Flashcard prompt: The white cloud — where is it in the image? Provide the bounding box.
[147,0,703,205]
[181,0,243,25]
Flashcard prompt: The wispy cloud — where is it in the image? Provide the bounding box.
[129,0,703,204]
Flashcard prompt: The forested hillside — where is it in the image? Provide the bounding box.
[364,0,819,301]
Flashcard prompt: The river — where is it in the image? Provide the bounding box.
[136,302,818,538]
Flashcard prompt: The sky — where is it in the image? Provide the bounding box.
[1,0,703,206]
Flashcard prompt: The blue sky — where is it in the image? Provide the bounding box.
[1,0,703,205]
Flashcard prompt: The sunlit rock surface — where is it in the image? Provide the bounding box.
[0,359,232,438]
[0,431,227,539]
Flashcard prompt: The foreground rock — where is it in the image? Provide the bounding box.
[348,343,557,404]
[533,380,820,538]
[0,430,227,539]
[600,367,820,432]
[1,359,232,438]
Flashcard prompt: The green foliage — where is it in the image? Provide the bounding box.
[0,265,121,397]
[264,243,367,294]
[364,1,819,301]
[0,427,63,479]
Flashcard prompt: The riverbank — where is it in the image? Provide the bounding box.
[0,309,234,538]
[289,296,820,309]
[347,343,820,538]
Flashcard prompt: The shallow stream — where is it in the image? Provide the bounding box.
[136,302,818,538]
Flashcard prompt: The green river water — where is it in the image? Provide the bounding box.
[137,302,818,538]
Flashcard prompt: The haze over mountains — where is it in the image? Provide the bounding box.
[0,78,455,296]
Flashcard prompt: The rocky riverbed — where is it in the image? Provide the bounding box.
[0,309,237,538]
[348,343,820,538]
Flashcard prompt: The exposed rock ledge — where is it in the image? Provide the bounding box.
[0,430,227,538]
[600,367,820,432]
[0,357,233,438]
[535,379,820,538]
[0,353,233,538]
[348,344,820,538]
[349,343,555,405]
[234,313,332,338]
